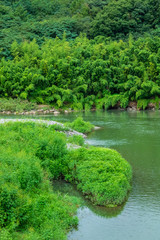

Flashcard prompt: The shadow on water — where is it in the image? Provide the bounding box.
[52,180,125,219]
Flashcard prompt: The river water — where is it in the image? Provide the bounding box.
[1,110,160,240]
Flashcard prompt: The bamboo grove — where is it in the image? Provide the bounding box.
[0,35,160,110]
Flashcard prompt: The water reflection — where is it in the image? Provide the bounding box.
[53,180,125,219]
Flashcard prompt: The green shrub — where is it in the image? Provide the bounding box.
[18,160,43,191]
[67,135,85,146]
[0,229,13,240]
[71,103,83,111]
[36,135,67,160]
[0,183,21,228]
[66,117,94,133]
[137,99,149,110]
[35,133,67,178]
[49,124,70,132]
[66,147,132,206]
[120,95,129,108]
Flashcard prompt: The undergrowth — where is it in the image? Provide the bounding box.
[0,122,79,240]
[0,98,37,112]
[0,122,132,239]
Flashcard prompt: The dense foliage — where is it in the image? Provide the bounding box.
[1,0,160,109]
[0,0,160,58]
[0,121,132,238]
[0,36,160,110]
[0,122,80,240]
[66,147,132,206]
[65,117,94,133]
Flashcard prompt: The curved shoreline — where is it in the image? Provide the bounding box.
[0,118,86,138]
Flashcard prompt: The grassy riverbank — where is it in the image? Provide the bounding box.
[0,121,132,239]
[0,98,158,116]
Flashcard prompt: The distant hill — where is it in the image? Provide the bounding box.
[0,0,160,58]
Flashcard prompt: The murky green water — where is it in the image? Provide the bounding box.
[1,110,160,240]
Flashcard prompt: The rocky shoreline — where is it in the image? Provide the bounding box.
[0,108,62,115]
[0,101,158,115]
[111,101,158,111]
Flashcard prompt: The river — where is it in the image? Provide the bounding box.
[1,110,160,240]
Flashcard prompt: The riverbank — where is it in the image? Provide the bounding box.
[0,118,86,138]
[0,98,159,116]
[0,118,132,239]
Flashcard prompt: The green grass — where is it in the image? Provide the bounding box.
[0,122,132,238]
[0,98,37,112]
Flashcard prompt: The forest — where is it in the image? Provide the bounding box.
[0,0,160,58]
[1,0,160,110]
[0,36,160,110]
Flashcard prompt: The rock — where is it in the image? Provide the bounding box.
[67,143,81,150]
[49,109,55,112]
[6,111,11,115]
[64,130,86,138]
[128,101,137,108]
[94,126,101,130]
[147,102,155,110]
[127,106,137,111]
[54,111,60,114]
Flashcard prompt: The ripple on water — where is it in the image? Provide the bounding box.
[86,139,128,147]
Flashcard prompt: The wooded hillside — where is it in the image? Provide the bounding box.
[1,0,160,58]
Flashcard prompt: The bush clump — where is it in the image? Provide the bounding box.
[65,147,132,206]
[67,135,85,146]
[66,117,94,133]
